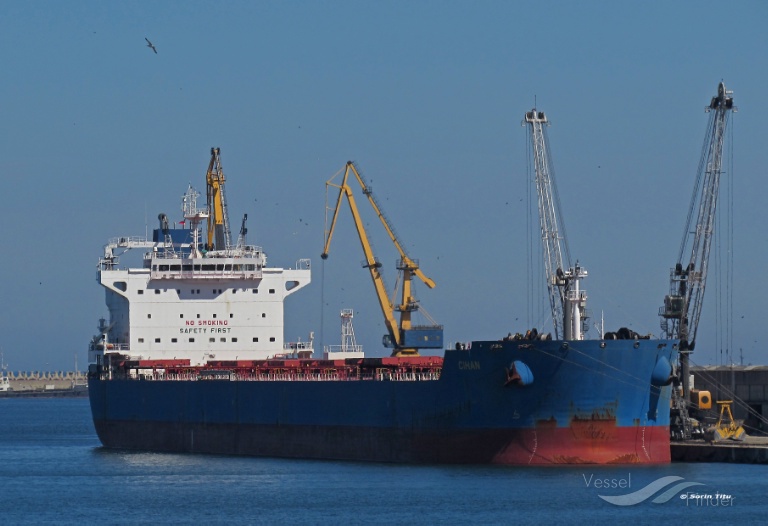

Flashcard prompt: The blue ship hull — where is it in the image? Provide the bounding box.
[89,338,677,464]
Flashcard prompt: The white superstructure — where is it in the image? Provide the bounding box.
[90,185,311,367]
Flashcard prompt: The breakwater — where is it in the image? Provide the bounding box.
[1,371,87,396]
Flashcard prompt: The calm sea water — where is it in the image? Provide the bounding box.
[0,397,766,524]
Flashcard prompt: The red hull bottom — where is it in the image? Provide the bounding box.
[93,420,671,465]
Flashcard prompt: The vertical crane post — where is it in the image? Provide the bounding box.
[206,147,232,252]
[660,82,735,439]
[524,109,588,340]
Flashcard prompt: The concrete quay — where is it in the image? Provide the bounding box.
[672,436,768,464]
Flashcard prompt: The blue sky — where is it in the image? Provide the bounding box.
[1,0,766,371]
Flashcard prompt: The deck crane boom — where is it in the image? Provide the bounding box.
[321,161,443,356]
[660,82,735,417]
[206,147,232,252]
[524,109,588,340]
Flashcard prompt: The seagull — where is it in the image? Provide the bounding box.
[145,37,157,54]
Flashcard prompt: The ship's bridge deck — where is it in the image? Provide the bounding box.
[100,236,312,280]
[147,256,265,280]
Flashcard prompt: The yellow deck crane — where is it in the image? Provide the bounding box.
[206,147,232,252]
[321,161,443,357]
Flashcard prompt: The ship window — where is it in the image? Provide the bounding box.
[176,289,180,294]
[233,289,237,294]
[269,289,275,294]
[138,338,144,343]
[155,289,160,295]
[262,313,266,318]
[232,338,238,343]
[213,314,217,318]
[220,338,226,342]
[170,265,181,271]
[147,314,151,319]
[230,313,233,318]
[225,264,232,271]
[253,337,258,342]
[189,338,195,343]
[197,314,200,318]
[216,264,224,271]
[252,289,258,294]
[270,337,276,342]
[114,282,127,291]
[155,338,161,343]
[202,264,214,271]
[138,290,144,295]
[209,338,215,343]
[196,289,201,294]
[159,265,169,271]
[180,314,184,318]
[171,338,177,343]
[182,265,192,272]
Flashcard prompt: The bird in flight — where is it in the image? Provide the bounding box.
[145,37,157,54]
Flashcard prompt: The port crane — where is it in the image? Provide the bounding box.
[660,82,735,438]
[206,147,232,251]
[524,109,588,340]
[321,161,443,356]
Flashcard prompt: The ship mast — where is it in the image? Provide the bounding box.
[182,185,209,259]
[524,109,588,340]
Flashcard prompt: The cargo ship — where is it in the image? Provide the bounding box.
[88,150,678,465]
